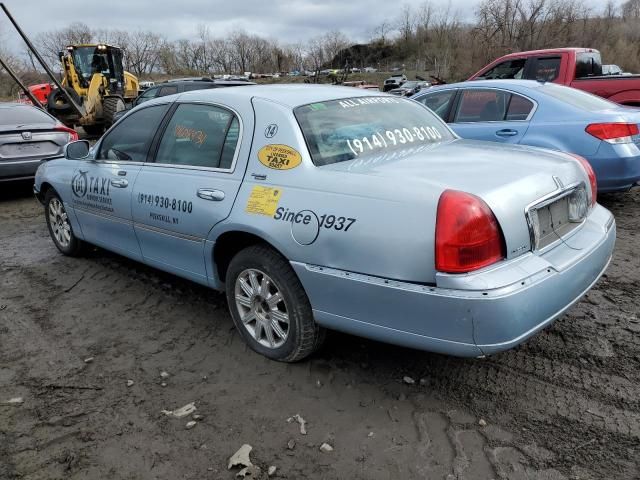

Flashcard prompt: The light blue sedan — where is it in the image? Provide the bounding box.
[413,79,640,193]
[33,85,615,362]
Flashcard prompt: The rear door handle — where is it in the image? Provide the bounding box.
[197,188,225,201]
[110,179,128,188]
[496,129,518,137]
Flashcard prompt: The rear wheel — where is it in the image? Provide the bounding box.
[103,97,125,126]
[44,190,83,256]
[225,245,324,362]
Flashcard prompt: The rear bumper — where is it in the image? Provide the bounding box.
[589,146,640,193]
[293,205,615,357]
[0,158,42,181]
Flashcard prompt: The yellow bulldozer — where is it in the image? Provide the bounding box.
[0,3,139,135]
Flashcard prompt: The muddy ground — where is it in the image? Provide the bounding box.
[0,181,638,480]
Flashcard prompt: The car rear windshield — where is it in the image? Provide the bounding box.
[294,97,454,166]
[538,83,616,111]
[0,106,54,126]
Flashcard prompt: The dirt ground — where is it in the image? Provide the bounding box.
[0,181,638,480]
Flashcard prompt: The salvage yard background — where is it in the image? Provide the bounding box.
[1,0,640,97]
[1,184,639,479]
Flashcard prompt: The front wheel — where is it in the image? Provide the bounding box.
[44,190,83,256]
[225,245,325,362]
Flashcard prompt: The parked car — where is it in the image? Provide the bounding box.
[469,48,640,106]
[413,79,640,193]
[363,67,377,73]
[342,80,380,91]
[0,103,77,182]
[389,80,430,97]
[34,85,614,361]
[383,74,407,92]
[112,78,255,123]
[139,81,155,90]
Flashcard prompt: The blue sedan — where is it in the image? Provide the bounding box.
[413,80,640,193]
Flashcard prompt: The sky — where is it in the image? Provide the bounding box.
[0,0,617,51]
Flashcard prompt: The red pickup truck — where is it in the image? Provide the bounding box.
[468,48,640,107]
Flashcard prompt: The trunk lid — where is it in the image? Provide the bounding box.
[323,139,588,260]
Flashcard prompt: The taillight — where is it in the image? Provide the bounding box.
[585,123,639,144]
[55,125,79,142]
[435,190,505,273]
[569,153,597,206]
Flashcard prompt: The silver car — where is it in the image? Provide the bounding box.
[33,85,615,362]
[0,103,77,182]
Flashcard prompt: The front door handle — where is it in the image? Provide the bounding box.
[110,178,129,188]
[197,188,225,201]
[496,129,518,137]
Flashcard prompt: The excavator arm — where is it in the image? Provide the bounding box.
[0,2,85,117]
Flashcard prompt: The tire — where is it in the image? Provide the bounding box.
[225,245,325,362]
[47,87,82,113]
[103,97,125,126]
[44,190,83,256]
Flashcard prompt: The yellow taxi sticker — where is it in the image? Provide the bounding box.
[257,144,302,170]
[245,186,282,216]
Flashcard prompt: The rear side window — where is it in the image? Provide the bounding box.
[158,85,179,97]
[506,94,534,120]
[477,59,525,80]
[0,106,55,126]
[454,89,510,122]
[529,57,561,82]
[575,52,603,78]
[97,104,170,162]
[154,103,240,169]
[415,90,456,121]
[183,83,217,92]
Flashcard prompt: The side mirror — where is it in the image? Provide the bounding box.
[65,140,90,160]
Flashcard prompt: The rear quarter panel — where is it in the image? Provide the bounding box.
[215,98,439,284]
[570,78,640,106]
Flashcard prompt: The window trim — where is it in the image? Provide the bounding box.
[93,102,173,165]
[447,87,538,125]
[147,100,244,174]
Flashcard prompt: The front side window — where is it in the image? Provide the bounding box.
[294,96,454,166]
[477,59,526,80]
[97,104,170,162]
[415,90,457,121]
[454,89,511,123]
[154,103,240,169]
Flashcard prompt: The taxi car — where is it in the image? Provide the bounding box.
[33,85,616,362]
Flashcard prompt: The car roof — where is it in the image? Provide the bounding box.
[500,47,598,57]
[420,79,546,92]
[0,102,37,109]
[175,84,384,108]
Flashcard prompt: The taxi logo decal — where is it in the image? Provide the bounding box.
[257,144,302,170]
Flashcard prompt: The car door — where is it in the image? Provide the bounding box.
[71,103,171,260]
[450,88,533,144]
[131,101,244,284]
